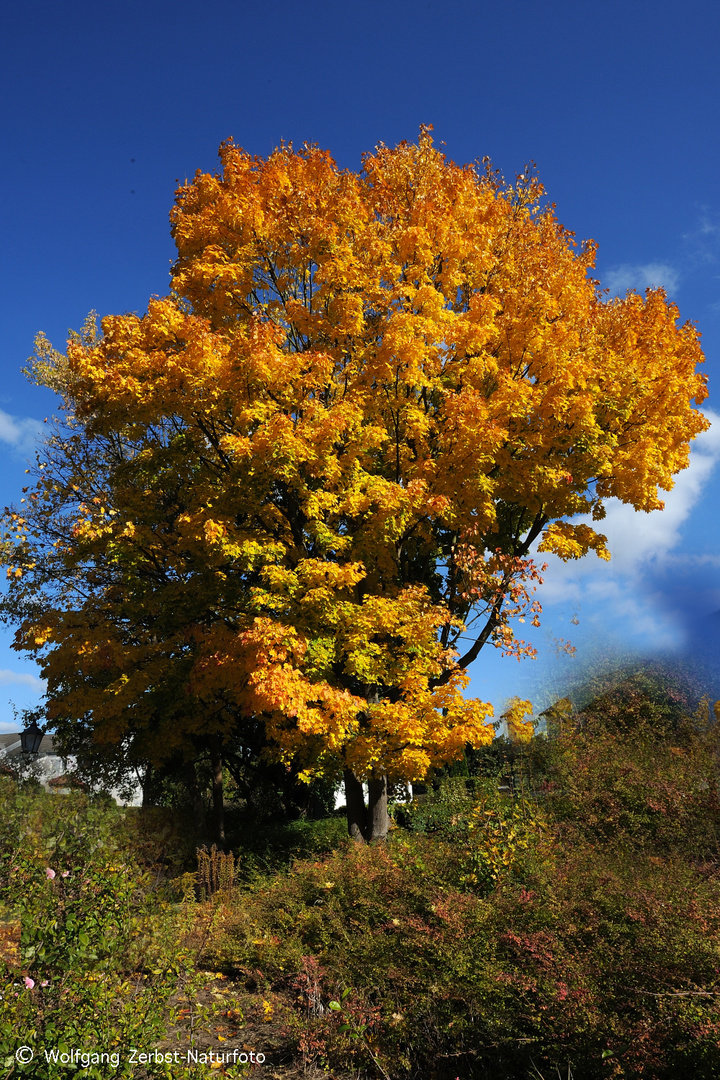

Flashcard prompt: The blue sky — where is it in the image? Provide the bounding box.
[2,0,720,731]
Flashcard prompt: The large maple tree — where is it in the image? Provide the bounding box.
[2,131,708,840]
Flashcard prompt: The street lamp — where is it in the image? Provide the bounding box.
[20,719,44,756]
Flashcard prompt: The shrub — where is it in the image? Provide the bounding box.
[0,782,195,1078]
[195,692,720,1080]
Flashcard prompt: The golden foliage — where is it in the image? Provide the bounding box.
[1,130,708,785]
[500,697,535,743]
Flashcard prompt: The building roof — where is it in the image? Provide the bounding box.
[0,733,58,756]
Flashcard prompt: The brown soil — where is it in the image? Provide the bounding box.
[156,971,372,1079]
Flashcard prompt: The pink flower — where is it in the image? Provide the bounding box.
[61,870,70,878]
[23,977,35,989]
[45,867,56,880]
[40,980,49,987]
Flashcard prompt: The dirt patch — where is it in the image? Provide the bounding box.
[155,972,370,1079]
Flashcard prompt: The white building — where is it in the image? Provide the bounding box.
[0,733,142,806]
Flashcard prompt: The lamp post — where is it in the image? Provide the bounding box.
[20,719,44,756]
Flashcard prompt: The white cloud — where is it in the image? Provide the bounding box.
[696,211,720,239]
[0,409,43,458]
[0,669,46,692]
[594,415,720,575]
[535,411,720,650]
[603,262,680,297]
[682,207,720,266]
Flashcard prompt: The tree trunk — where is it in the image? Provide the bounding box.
[344,769,367,842]
[141,763,154,807]
[185,759,206,836]
[343,769,390,843]
[209,736,225,849]
[367,774,389,841]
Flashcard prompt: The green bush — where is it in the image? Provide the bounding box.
[195,692,720,1080]
[530,697,720,858]
[0,782,195,1078]
[2,672,719,1080]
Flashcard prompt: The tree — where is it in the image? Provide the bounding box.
[2,130,708,841]
[1,326,237,841]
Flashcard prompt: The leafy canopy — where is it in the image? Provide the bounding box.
[2,130,708,784]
